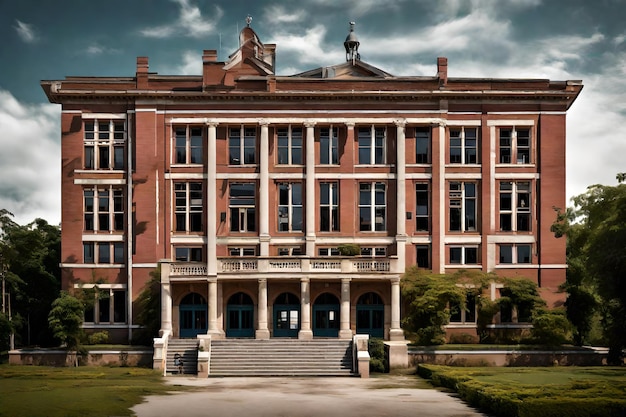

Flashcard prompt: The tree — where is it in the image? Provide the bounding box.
[556,179,626,363]
[131,268,162,346]
[48,292,84,352]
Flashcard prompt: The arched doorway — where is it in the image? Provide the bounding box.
[273,292,300,338]
[356,292,384,338]
[179,292,207,338]
[226,292,255,338]
[313,292,340,337]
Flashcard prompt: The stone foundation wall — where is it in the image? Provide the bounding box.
[9,349,153,367]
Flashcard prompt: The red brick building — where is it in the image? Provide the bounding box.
[42,22,582,351]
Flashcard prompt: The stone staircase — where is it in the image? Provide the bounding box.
[166,338,199,375]
[209,339,354,377]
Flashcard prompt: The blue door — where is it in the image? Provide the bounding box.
[226,292,255,338]
[179,292,207,338]
[356,292,384,338]
[313,293,340,337]
[273,292,300,338]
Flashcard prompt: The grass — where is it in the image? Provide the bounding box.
[409,344,596,351]
[0,365,185,417]
[418,365,626,417]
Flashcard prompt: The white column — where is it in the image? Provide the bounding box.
[159,263,172,335]
[207,122,218,275]
[256,278,270,339]
[339,278,352,339]
[298,278,313,339]
[389,277,404,341]
[395,120,407,236]
[259,121,270,256]
[208,278,223,337]
[305,122,317,257]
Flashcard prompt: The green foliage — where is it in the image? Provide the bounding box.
[531,308,573,346]
[418,365,626,417]
[368,337,386,373]
[48,291,84,351]
[131,268,162,345]
[476,298,500,343]
[0,312,12,351]
[337,243,360,256]
[87,331,109,345]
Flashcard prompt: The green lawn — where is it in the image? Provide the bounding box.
[0,365,184,417]
[418,365,626,417]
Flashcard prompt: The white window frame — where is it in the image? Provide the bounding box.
[318,247,340,256]
[449,245,479,265]
[499,181,531,232]
[449,291,477,324]
[319,126,339,165]
[83,241,124,265]
[174,182,203,233]
[320,182,339,232]
[173,125,203,165]
[174,246,203,262]
[499,127,532,164]
[277,125,303,165]
[415,126,430,164]
[278,182,303,232]
[84,186,124,232]
[84,119,126,170]
[359,182,386,232]
[81,286,127,325]
[228,247,257,257]
[449,127,478,164]
[358,126,386,165]
[415,182,430,232]
[229,183,256,233]
[498,244,532,264]
[360,247,387,257]
[229,125,257,165]
[449,182,477,232]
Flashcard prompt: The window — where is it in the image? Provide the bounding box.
[318,247,340,256]
[277,126,303,165]
[416,245,431,269]
[83,242,124,264]
[449,246,479,265]
[174,182,203,232]
[320,182,339,232]
[499,127,531,164]
[174,126,203,164]
[449,182,477,232]
[278,247,302,256]
[84,288,127,324]
[499,288,533,323]
[229,183,256,232]
[449,127,478,164]
[499,244,532,264]
[360,247,387,257]
[229,247,257,256]
[229,126,256,165]
[175,247,203,262]
[84,119,125,170]
[359,182,386,231]
[415,183,430,232]
[415,127,430,164]
[278,183,303,232]
[320,127,339,165]
[358,126,386,164]
[84,187,124,232]
[450,293,477,323]
[499,181,531,231]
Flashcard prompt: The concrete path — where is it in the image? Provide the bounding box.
[131,374,488,417]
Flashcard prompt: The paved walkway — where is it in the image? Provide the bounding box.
[131,374,488,417]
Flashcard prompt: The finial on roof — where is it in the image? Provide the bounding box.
[344,21,360,64]
[246,15,252,27]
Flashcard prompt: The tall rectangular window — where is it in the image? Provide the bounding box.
[277,126,303,165]
[320,182,339,232]
[450,293,477,323]
[84,288,127,324]
[499,244,532,264]
[499,127,532,164]
[278,183,303,232]
[449,246,479,264]
[174,126,203,164]
[415,127,430,164]
[84,187,124,232]
[229,183,256,232]
[84,119,125,170]
[449,182,477,232]
[450,127,478,164]
[416,245,431,269]
[229,126,256,165]
[415,183,430,232]
[499,181,531,231]
[84,242,124,264]
[320,127,339,165]
[359,182,386,231]
[358,126,386,164]
[174,182,203,232]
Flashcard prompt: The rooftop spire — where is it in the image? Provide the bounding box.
[246,15,252,27]
[344,21,360,64]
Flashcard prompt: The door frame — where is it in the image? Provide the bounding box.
[273,304,300,338]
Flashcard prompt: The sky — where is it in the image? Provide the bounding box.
[1,0,625,226]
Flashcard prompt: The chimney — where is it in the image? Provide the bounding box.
[203,50,218,63]
[437,57,448,86]
[136,57,149,89]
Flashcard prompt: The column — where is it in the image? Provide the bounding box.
[256,278,270,339]
[159,263,172,335]
[298,278,313,339]
[395,120,407,272]
[259,121,270,256]
[206,122,218,275]
[207,278,223,337]
[339,278,352,339]
[305,121,317,257]
[389,277,404,341]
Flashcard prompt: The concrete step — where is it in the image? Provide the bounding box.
[166,339,199,375]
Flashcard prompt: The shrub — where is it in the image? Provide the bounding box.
[338,244,360,256]
[448,332,477,344]
[368,338,386,373]
[531,308,573,346]
[87,331,109,345]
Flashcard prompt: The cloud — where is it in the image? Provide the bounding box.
[155,50,203,75]
[261,5,306,23]
[140,0,223,39]
[614,33,626,45]
[308,0,408,17]
[0,90,61,225]
[14,19,36,43]
[269,25,344,70]
[85,43,122,55]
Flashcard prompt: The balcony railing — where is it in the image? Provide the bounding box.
[167,257,397,277]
